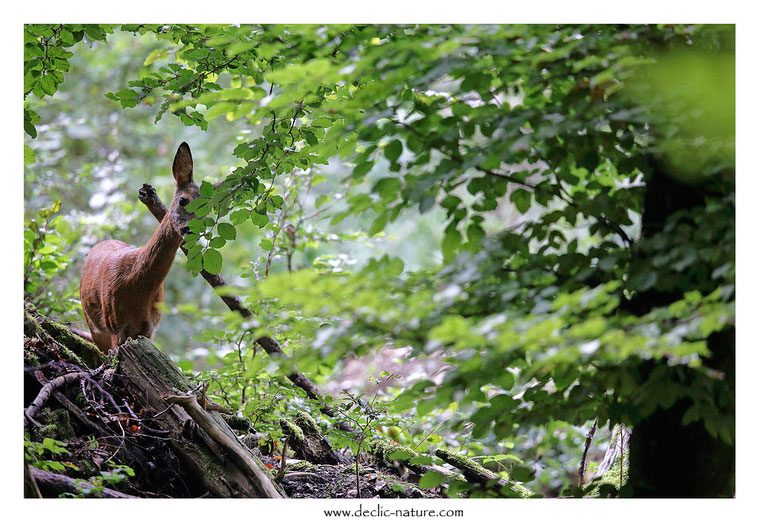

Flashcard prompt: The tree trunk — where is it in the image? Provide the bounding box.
[115,337,286,498]
[625,163,734,497]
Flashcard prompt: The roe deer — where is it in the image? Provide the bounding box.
[80,142,200,353]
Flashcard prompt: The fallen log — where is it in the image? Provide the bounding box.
[434,448,533,498]
[29,467,137,498]
[115,337,286,498]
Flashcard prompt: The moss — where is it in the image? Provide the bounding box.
[279,419,305,442]
[339,462,368,475]
[24,309,43,338]
[24,304,103,369]
[37,408,75,441]
[510,482,536,498]
[584,448,629,497]
[222,414,252,433]
[435,448,492,477]
[24,341,41,367]
[39,317,103,368]
[287,460,319,472]
[293,411,322,435]
[367,439,419,465]
[435,448,534,498]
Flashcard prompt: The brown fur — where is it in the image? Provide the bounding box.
[80,143,200,353]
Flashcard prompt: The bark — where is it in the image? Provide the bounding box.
[279,414,350,465]
[434,448,532,497]
[595,424,630,479]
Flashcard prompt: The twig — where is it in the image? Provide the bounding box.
[412,419,448,451]
[276,441,288,482]
[25,368,102,423]
[578,419,598,487]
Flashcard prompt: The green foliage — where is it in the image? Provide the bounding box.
[24,437,79,474]
[24,200,79,319]
[63,462,135,498]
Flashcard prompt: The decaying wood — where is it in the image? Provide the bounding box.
[116,337,286,498]
[595,424,631,479]
[24,302,103,369]
[24,462,42,498]
[279,413,350,465]
[29,467,137,498]
[367,440,454,480]
[165,390,284,498]
[137,184,345,424]
[434,448,531,497]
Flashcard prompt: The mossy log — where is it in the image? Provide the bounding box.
[115,337,286,498]
[29,467,137,498]
[435,448,534,498]
[279,412,350,465]
[24,302,103,369]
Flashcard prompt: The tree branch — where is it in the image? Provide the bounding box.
[137,184,343,421]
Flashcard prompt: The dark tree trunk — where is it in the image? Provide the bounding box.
[625,162,735,497]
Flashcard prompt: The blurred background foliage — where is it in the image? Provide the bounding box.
[24,24,734,497]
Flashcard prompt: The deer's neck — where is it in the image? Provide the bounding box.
[133,215,183,293]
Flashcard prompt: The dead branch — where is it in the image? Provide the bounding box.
[579,419,598,487]
[25,368,102,424]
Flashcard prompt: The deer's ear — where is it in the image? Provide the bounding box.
[172,142,193,185]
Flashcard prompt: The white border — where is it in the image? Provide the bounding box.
[5,2,757,521]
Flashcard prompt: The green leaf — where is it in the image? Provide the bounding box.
[372,177,402,200]
[217,222,237,241]
[230,209,251,224]
[199,181,215,198]
[143,48,168,66]
[39,75,57,96]
[384,140,403,163]
[209,237,226,249]
[388,449,414,461]
[251,212,269,228]
[194,203,212,217]
[24,145,36,165]
[419,470,448,489]
[205,102,235,120]
[441,226,462,262]
[510,188,532,214]
[202,248,223,275]
[188,218,206,234]
[184,196,207,213]
[260,238,273,251]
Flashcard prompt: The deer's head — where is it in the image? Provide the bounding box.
[168,142,201,238]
